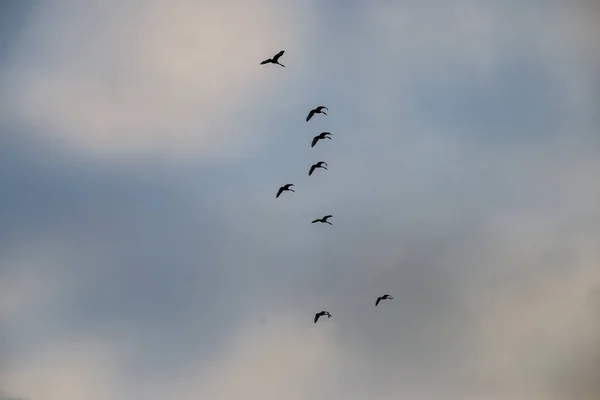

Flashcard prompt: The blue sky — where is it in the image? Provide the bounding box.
[0,1,599,399]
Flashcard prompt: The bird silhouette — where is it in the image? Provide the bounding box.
[276,184,295,198]
[260,50,285,67]
[312,215,333,225]
[311,132,332,148]
[309,161,328,176]
[375,294,394,306]
[306,106,328,122]
[314,311,332,323]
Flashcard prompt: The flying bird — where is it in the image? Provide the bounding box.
[309,161,328,176]
[314,311,332,323]
[311,132,332,148]
[311,215,333,225]
[375,294,394,306]
[260,50,285,67]
[276,184,295,198]
[306,106,328,122]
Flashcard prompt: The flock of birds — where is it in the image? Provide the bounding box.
[261,50,394,324]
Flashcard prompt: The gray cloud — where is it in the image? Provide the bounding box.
[1,1,599,399]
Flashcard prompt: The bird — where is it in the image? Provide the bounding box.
[276,184,295,198]
[309,161,328,176]
[260,50,285,67]
[311,132,332,148]
[306,106,328,122]
[314,311,332,323]
[311,215,333,225]
[375,294,394,306]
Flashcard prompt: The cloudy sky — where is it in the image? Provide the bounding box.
[0,1,599,399]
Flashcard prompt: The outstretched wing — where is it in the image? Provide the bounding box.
[311,219,320,223]
[323,215,333,221]
[314,313,320,323]
[376,297,381,306]
[311,136,319,148]
[317,106,328,112]
[272,50,284,62]
[309,165,316,176]
[306,109,315,122]
[260,58,271,65]
[276,187,284,198]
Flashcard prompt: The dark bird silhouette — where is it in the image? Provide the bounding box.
[308,161,328,176]
[276,183,295,198]
[306,106,328,122]
[311,215,333,225]
[314,311,332,323]
[260,50,285,67]
[311,132,332,148]
[375,294,394,306]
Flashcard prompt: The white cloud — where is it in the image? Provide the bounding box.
[1,338,128,400]
[163,312,344,400]
[1,0,316,159]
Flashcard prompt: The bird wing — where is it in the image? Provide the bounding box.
[376,297,381,306]
[314,313,320,323]
[306,109,315,122]
[323,215,333,220]
[309,165,316,176]
[273,50,284,61]
[311,136,318,147]
[311,219,320,223]
[317,106,328,111]
[260,59,271,65]
[276,187,284,198]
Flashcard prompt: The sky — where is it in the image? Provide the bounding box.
[0,1,599,399]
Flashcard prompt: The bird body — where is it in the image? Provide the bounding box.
[260,50,286,67]
[311,132,332,148]
[276,183,295,198]
[309,161,328,176]
[314,311,332,323]
[375,294,394,306]
[311,215,333,225]
[306,106,328,122]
